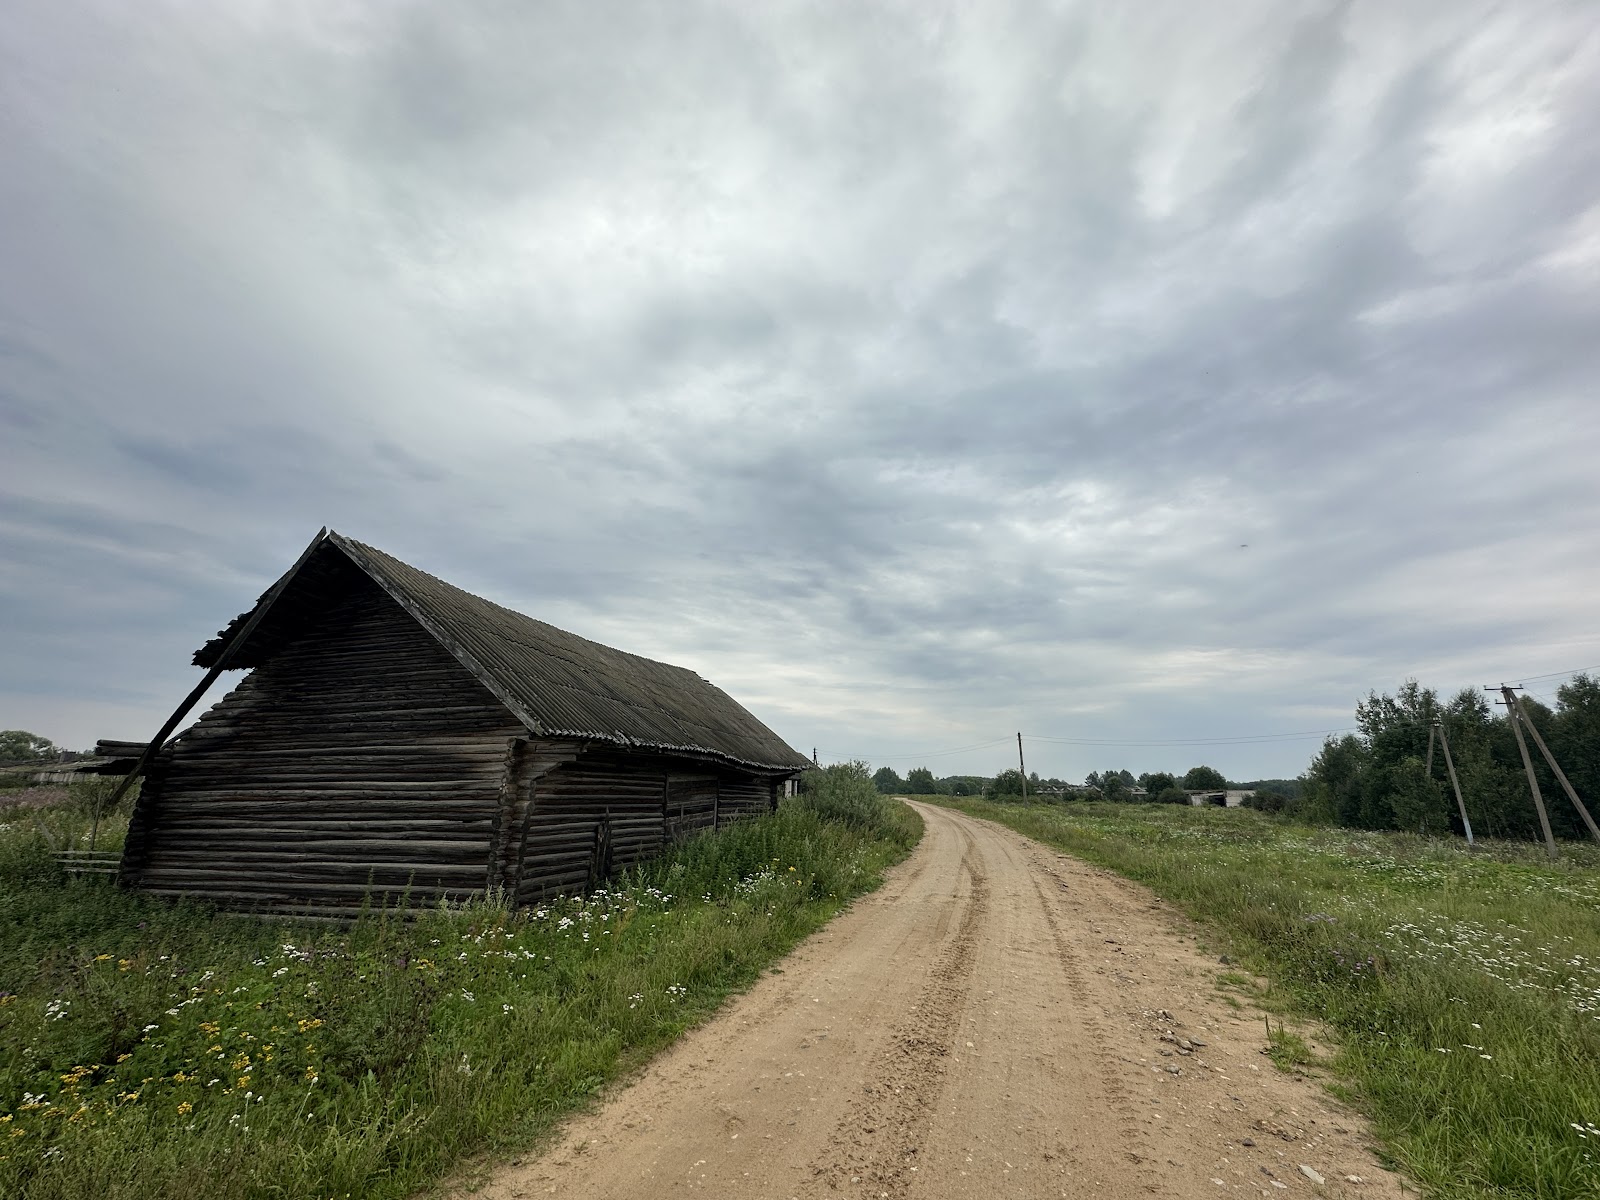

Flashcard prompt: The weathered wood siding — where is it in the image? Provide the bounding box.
[121,582,525,915]
[716,776,777,823]
[511,749,666,904]
[120,574,796,915]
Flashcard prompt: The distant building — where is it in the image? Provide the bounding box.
[1186,790,1252,807]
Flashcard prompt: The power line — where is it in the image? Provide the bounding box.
[1506,662,1600,685]
[1023,729,1354,747]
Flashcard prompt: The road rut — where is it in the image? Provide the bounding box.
[451,802,1407,1200]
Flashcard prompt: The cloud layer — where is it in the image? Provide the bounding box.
[4,1,1598,781]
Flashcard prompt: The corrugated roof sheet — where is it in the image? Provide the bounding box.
[193,532,812,773]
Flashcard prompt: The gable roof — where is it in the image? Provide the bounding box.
[193,531,812,772]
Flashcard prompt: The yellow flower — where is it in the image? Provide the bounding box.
[117,959,133,972]
[199,1021,220,1036]
[93,954,113,962]
[117,1091,141,1103]
[236,1075,250,1089]
[297,1018,323,1032]
[209,1046,224,1054]
[116,1054,131,1064]
[176,1101,192,1116]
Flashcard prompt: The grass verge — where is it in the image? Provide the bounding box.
[937,798,1600,1200]
[0,773,920,1200]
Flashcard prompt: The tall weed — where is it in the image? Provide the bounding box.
[0,795,920,1200]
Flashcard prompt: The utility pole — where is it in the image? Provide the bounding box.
[1513,694,1600,845]
[1017,732,1028,802]
[1493,685,1557,859]
[1425,724,1435,777]
[1433,721,1474,847]
[812,748,818,768]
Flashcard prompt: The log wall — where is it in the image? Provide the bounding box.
[121,581,526,915]
[120,576,795,916]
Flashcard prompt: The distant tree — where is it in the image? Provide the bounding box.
[946,778,975,796]
[1154,786,1192,806]
[0,730,56,762]
[906,767,937,795]
[1139,771,1178,796]
[872,767,905,795]
[1182,765,1228,791]
[1386,756,1451,835]
[1302,734,1369,826]
[987,769,1026,799]
[1100,771,1130,800]
[1084,771,1102,788]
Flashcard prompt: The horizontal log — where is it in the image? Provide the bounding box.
[144,866,482,885]
[150,836,489,855]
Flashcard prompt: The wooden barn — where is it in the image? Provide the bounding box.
[118,530,812,915]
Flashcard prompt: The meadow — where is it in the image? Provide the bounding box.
[943,797,1600,1200]
[0,769,920,1200]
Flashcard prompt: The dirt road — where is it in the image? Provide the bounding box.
[455,802,1406,1200]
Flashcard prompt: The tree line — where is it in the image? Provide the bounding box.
[1297,674,1600,840]
[871,763,1237,805]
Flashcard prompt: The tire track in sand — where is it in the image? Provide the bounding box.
[808,820,990,1197]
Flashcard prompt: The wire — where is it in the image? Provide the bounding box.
[1023,729,1354,748]
[817,736,1015,763]
[1506,663,1600,685]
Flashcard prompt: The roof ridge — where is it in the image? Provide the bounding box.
[330,531,706,683]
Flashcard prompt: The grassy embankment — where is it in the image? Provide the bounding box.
[0,770,920,1200]
[941,797,1600,1199]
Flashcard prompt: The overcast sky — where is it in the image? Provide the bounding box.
[3,1,1598,783]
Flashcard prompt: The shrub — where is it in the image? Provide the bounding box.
[1153,787,1192,805]
[794,762,911,842]
[986,769,1026,799]
[1245,789,1288,814]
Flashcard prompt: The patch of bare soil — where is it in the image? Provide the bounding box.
[445,802,1407,1200]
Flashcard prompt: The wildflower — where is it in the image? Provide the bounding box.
[176,1101,192,1115]
[502,1003,514,1014]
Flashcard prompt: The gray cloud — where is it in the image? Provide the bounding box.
[3,0,1598,782]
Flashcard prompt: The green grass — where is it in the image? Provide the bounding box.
[0,784,920,1200]
[938,798,1600,1200]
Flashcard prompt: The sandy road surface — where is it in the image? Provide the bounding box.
[454,802,1406,1200]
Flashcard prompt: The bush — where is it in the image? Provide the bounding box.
[1245,789,1288,814]
[1153,787,1192,806]
[986,769,1026,799]
[795,762,913,842]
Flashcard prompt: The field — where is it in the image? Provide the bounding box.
[942,797,1600,1199]
[0,773,920,1200]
